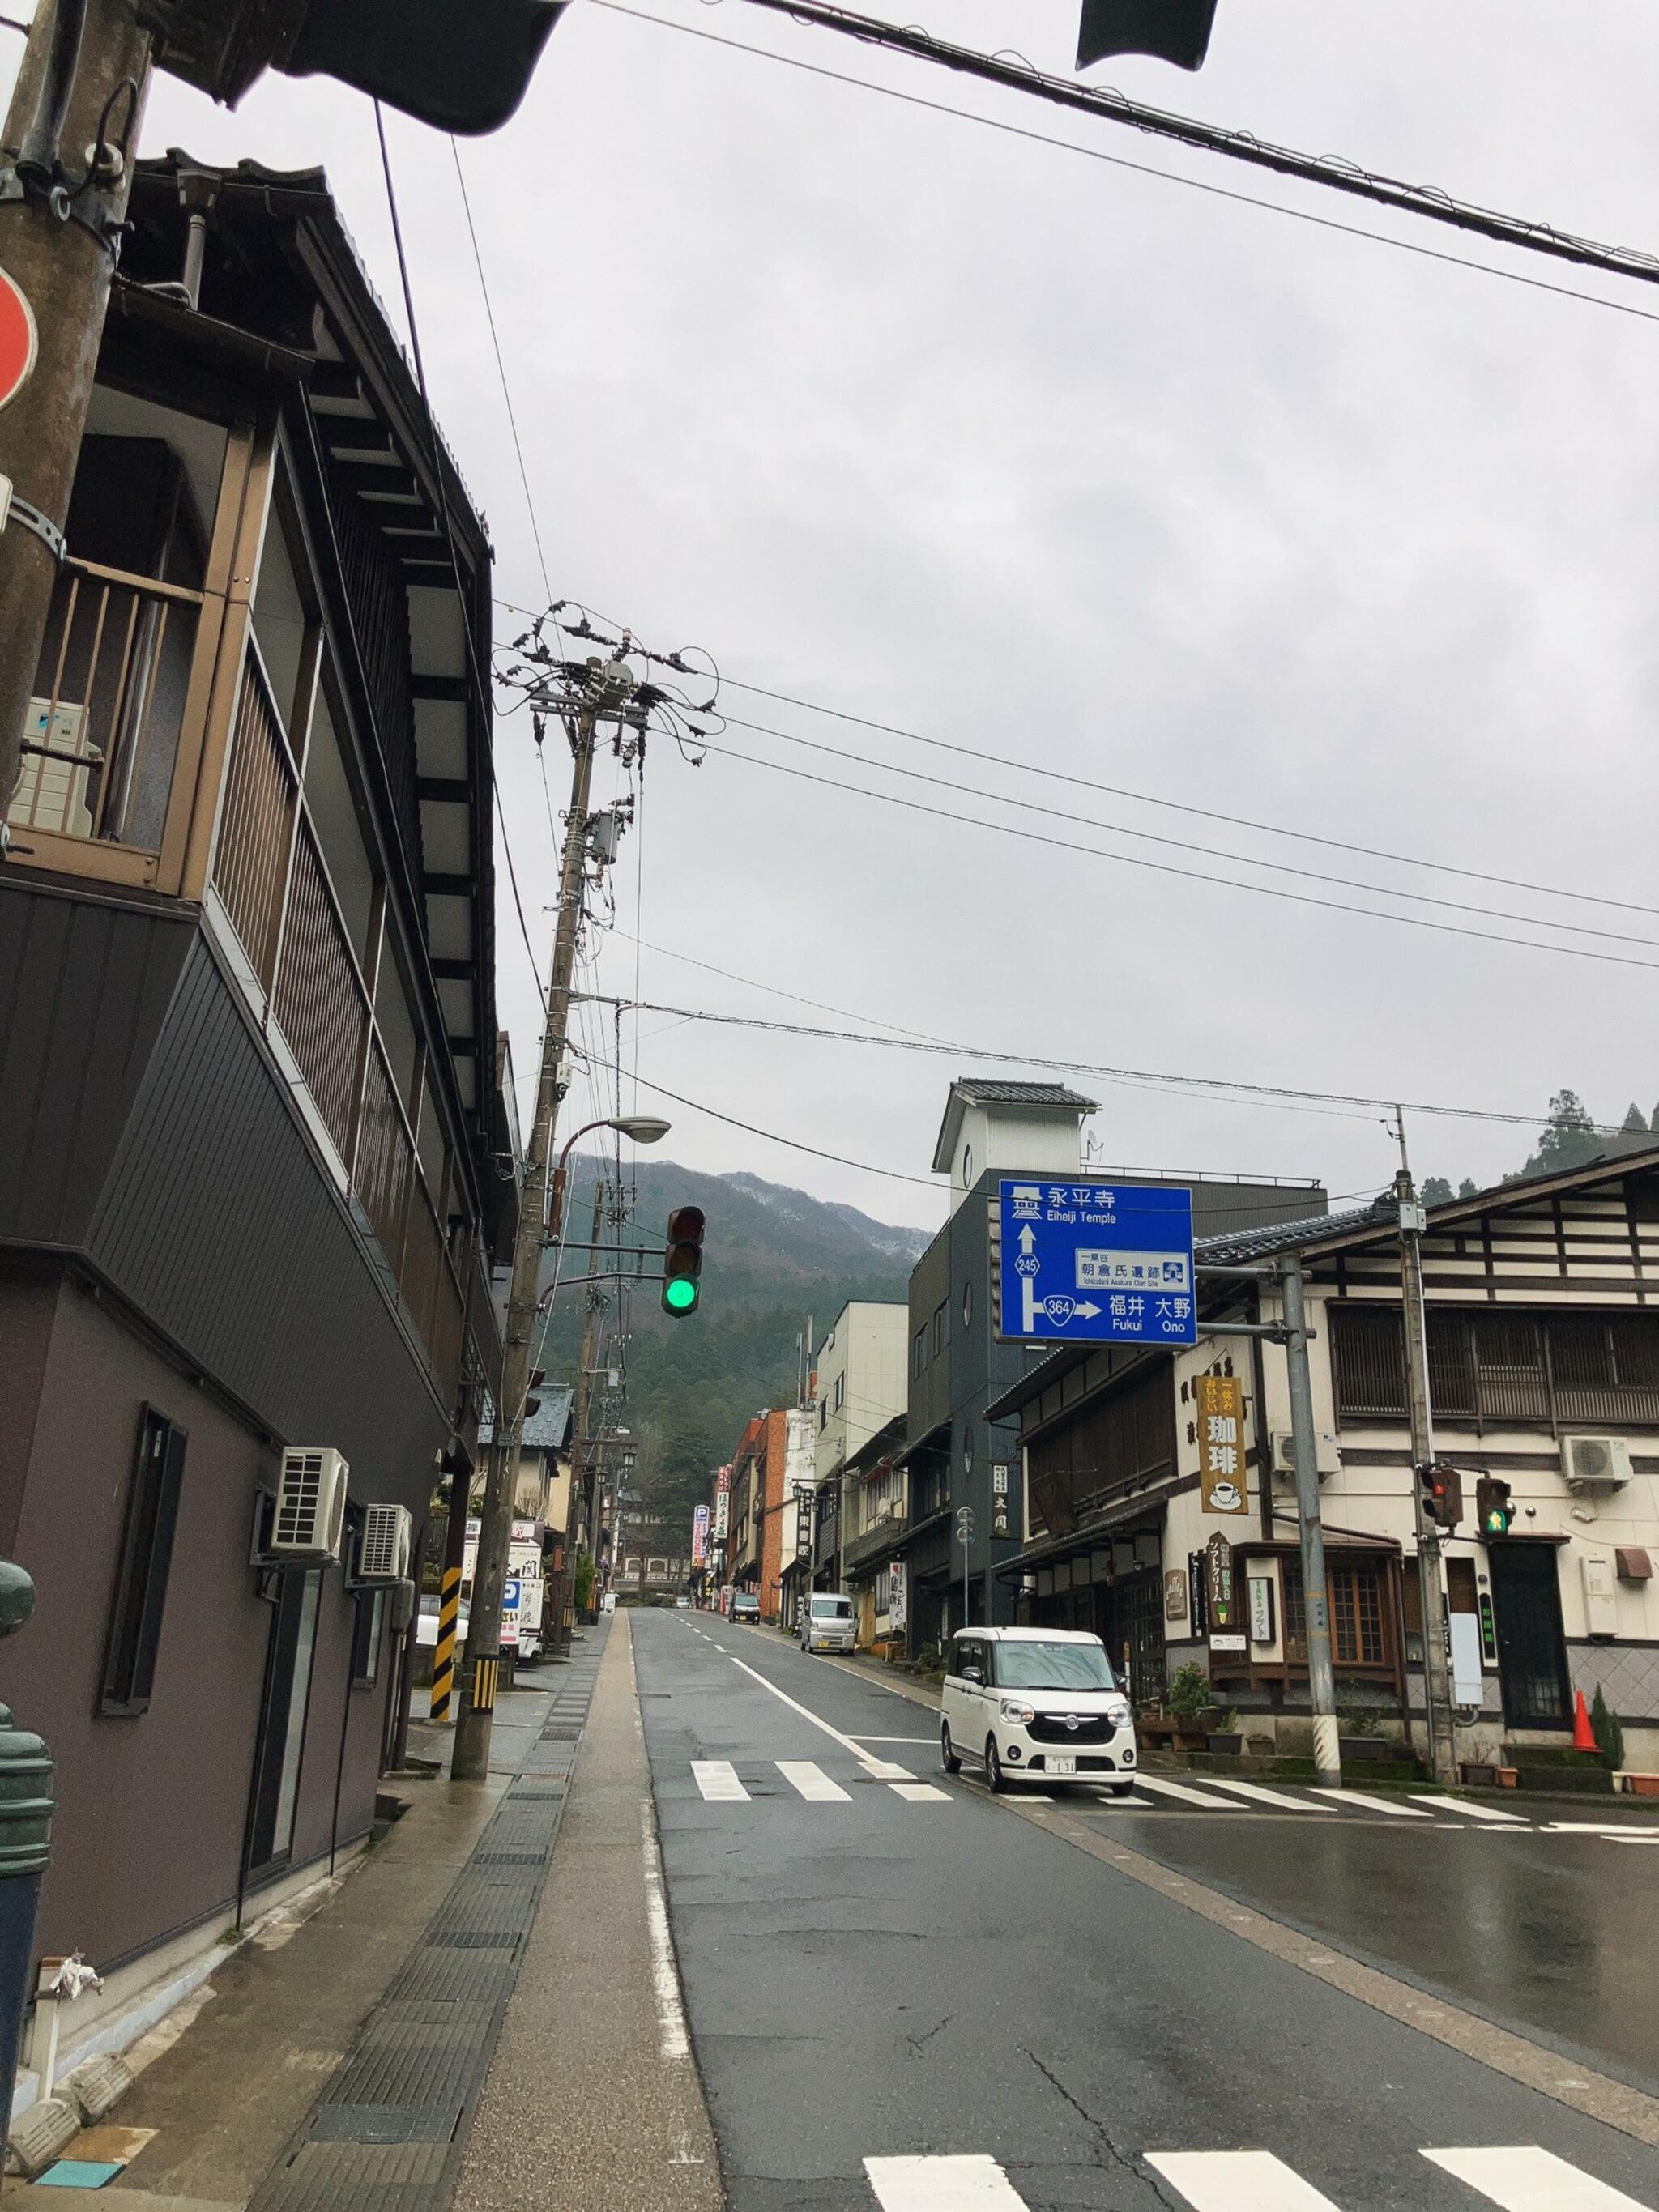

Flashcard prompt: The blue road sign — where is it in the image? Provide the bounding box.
[999,1178,1196,1347]
[502,1577,522,1611]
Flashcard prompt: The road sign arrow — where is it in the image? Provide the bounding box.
[1017,1225,1038,1256]
[1073,1301,1102,1319]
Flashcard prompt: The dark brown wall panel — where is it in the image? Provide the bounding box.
[89,937,444,1497]
[0,1267,58,1558]
[0,883,192,1247]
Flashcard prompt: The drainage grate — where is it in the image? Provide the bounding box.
[540,1723,583,1741]
[426,1932,522,1950]
[474,1851,546,1867]
[309,2103,464,2145]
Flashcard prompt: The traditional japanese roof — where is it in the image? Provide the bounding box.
[932,1078,1100,1174]
[478,1387,574,1451]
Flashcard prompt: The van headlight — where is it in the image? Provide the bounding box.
[1106,1698,1132,1727]
[1000,1701,1037,1725]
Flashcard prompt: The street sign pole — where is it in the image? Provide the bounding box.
[956,1506,973,1634]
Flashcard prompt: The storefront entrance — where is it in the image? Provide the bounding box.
[1488,1541,1571,1730]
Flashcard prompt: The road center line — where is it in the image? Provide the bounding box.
[727,1652,892,1775]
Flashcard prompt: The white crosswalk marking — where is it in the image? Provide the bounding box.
[1423,2146,1653,2208]
[864,2154,1028,2210]
[1309,1788,1434,1819]
[691,1760,749,1801]
[1202,1779,1326,1813]
[778,1761,851,1801]
[1145,2150,1341,2209]
[1408,1796,1529,1823]
[1134,1774,1245,1810]
[890,1781,951,1803]
[862,1758,916,1781]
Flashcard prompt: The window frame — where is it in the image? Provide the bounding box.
[100,1406,188,1717]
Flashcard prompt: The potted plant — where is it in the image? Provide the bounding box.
[1166,1662,1211,1749]
[1337,1706,1388,1762]
[1206,1707,1243,1756]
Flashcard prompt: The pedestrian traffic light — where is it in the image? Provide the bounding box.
[1476,1477,1515,1538]
[662,1206,706,1319]
[1418,1461,1463,1530]
[1077,0,1219,70]
[146,0,569,134]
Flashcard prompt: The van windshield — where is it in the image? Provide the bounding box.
[995,1642,1116,1692]
[812,1596,851,1619]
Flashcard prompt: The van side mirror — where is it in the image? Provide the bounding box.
[962,1665,985,1686]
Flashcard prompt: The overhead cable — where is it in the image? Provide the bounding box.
[590,1,1659,327]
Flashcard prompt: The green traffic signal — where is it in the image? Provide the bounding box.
[664,1277,698,1314]
[662,1204,706,1319]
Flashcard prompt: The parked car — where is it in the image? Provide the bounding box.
[799,1591,855,1654]
[415,1593,468,1648]
[730,1591,761,1623]
[940,1627,1137,1794]
[674,1595,691,1609]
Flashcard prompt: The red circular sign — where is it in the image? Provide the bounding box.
[0,266,39,415]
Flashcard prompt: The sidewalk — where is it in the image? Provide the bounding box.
[450,1613,721,2212]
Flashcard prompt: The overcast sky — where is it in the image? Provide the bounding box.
[11,1,1659,1232]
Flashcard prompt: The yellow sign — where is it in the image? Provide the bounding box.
[1196,1374,1250,1515]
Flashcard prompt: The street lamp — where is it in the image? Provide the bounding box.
[547,1115,670,1240]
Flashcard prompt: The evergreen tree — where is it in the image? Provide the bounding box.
[1421,1177,1453,1206]
[1457,1178,1479,1200]
[1622,1103,1648,1135]
[1522,1089,1604,1178]
[1590,1683,1624,1772]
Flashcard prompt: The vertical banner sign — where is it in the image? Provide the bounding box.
[691,1503,710,1567]
[1196,1374,1250,1515]
[1247,1571,1276,1646]
[1164,1569,1188,1624]
[1206,1531,1245,1652]
[889,1559,906,1632]
[1187,1551,1209,1639]
[991,1461,1012,1540]
[0,268,39,414]
[795,1485,813,1562]
[712,1464,731,1541]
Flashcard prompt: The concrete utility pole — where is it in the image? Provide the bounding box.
[451,650,636,1781]
[0,0,152,833]
[1395,1122,1459,1788]
[1280,1255,1341,1790]
[569,1177,606,1605]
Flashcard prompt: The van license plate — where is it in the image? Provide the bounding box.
[1047,1755,1077,1777]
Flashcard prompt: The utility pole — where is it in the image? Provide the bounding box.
[1395,1116,1459,1787]
[451,649,636,1781]
[1280,1255,1341,1790]
[569,1177,606,1610]
[0,0,152,834]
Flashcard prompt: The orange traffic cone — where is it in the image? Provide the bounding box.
[1572,1689,1597,1753]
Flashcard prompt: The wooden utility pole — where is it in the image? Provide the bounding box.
[569,1178,606,1613]
[0,0,151,834]
[1395,1124,1459,1788]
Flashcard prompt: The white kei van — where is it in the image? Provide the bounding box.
[800,1591,855,1654]
[940,1627,1137,1793]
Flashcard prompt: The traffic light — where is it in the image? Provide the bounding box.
[1418,1460,1463,1530]
[1476,1477,1515,1538]
[662,1206,706,1319]
[145,0,569,134]
[1077,0,1219,70]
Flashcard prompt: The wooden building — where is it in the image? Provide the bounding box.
[991,1149,1659,1769]
[0,154,509,2089]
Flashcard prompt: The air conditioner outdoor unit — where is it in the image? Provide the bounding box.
[357,1502,413,1585]
[1269,1432,1334,1484]
[1561,1434,1633,1491]
[271,1447,349,1563]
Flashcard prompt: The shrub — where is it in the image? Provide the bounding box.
[1590,1685,1625,1771]
[1166,1662,1210,1721]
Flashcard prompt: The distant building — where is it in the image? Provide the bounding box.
[899,1078,1328,1656]
[815,1299,908,1494]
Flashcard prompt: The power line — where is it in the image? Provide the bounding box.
[590,1,1659,328]
[490,600,1657,924]
[695,735,1659,974]
[717,714,1659,950]
[574,990,1619,1137]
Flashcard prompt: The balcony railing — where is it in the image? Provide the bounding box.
[210,643,466,1399]
[8,560,203,859]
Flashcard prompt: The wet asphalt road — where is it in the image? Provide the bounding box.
[632,1609,1659,2212]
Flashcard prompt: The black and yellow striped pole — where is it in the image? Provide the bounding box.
[429,1566,462,1721]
